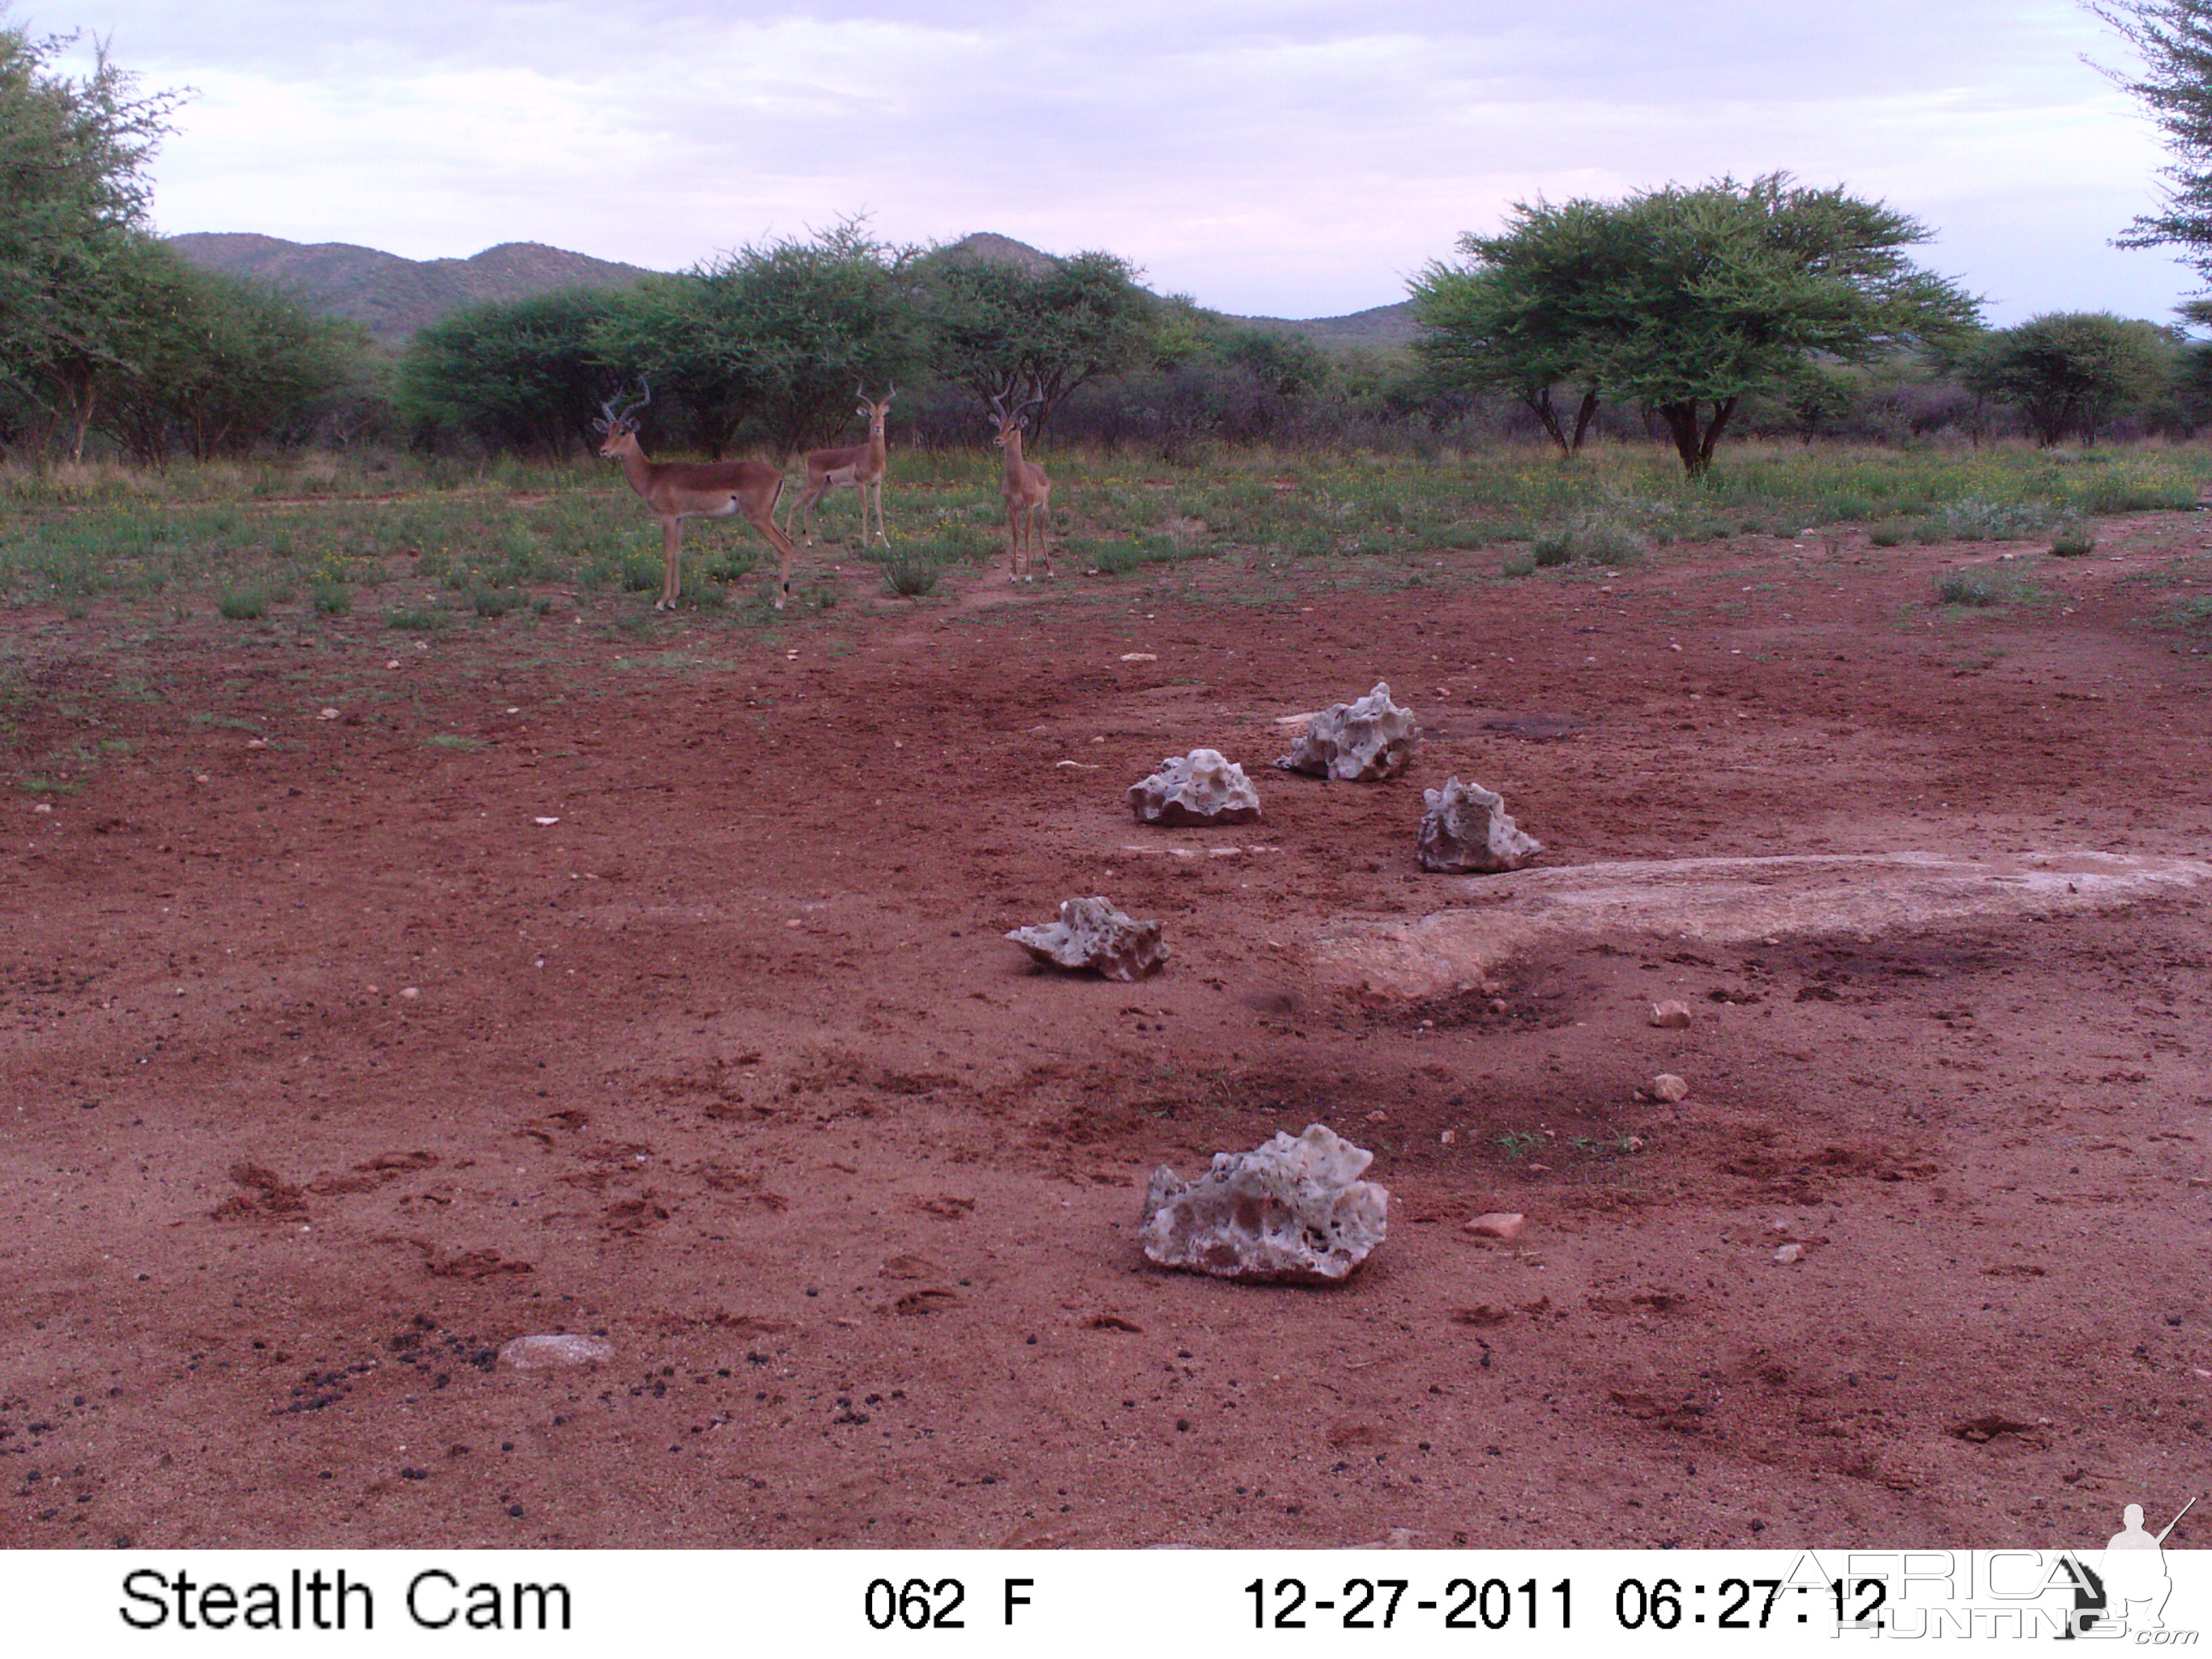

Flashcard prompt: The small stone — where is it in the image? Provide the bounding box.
[1128,749,1261,826]
[1774,1243,1804,1265]
[498,1334,615,1369]
[1465,1211,1525,1241]
[1008,897,1168,981]
[1417,777,1542,873]
[1275,682,1418,781]
[1139,1124,1388,1283]
[1651,1073,1690,1103]
[319,708,340,720]
[1650,1000,1693,1029]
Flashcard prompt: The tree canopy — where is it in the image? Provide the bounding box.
[0,20,183,451]
[2092,2,2212,285]
[1955,312,2181,445]
[592,221,920,459]
[1412,174,1982,474]
[916,246,1159,441]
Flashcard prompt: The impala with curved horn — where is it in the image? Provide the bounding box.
[787,387,894,548]
[594,381,800,610]
[988,380,1051,582]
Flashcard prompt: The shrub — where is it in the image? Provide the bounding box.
[1868,520,1908,547]
[2049,522,2097,558]
[1934,568,2001,606]
[469,587,523,617]
[1499,549,1538,578]
[882,556,942,596]
[386,607,443,630]
[312,582,351,615]
[218,588,269,619]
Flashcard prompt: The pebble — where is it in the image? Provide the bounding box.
[1650,1000,1693,1029]
[1651,1073,1690,1103]
[498,1334,615,1370]
[319,708,340,720]
[1465,1212,1525,1241]
[1773,1243,1804,1265]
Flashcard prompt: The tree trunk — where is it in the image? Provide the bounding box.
[1569,388,1601,453]
[1660,396,1739,477]
[1519,387,1570,457]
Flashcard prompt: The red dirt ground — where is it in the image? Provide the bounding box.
[3,514,2209,1551]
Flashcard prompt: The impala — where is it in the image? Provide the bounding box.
[989,382,1051,581]
[787,388,893,548]
[594,382,799,610]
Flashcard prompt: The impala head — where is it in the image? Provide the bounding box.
[857,385,895,428]
[592,380,652,457]
[987,379,1042,450]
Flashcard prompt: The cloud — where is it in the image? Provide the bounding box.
[52,0,2198,322]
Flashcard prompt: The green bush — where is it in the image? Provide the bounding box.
[312,582,351,615]
[1868,520,1908,547]
[1934,568,2000,606]
[218,588,269,619]
[469,586,523,616]
[882,556,943,596]
[2049,522,2097,558]
[385,607,443,630]
[1499,549,1538,578]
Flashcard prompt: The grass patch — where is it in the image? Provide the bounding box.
[882,556,943,597]
[385,607,444,631]
[468,587,524,617]
[2049,522,2097,558]
[217,587,270,620]
[425,733,484,752]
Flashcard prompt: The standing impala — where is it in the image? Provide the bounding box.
[989,382,1051,581]
[787,388,893,548]
[593,382,800,610]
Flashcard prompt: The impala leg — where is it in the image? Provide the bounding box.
[658,518,683,611]
[747,483,797,611]
[1007,500,1024,581]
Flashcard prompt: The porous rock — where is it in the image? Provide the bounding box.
[1650,1073,1690,1103]
[1007,896,1167,981]
[1275,681,1419,781]
[498,1334,615,1369]
[1139,1124,1388,1283]
[1128,749,1262,826]
[1650,1000,1693,1029]
[1417,777,1542,873]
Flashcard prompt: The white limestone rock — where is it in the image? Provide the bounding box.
[1008,896,1168,981]
[1139,1124,1389,1284]
[1275,682,1419,781]
[1128,748,1263,826]
[498,1334,615,1369]
[1417,777,1542,873]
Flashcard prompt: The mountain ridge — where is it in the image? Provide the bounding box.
[164,230,1415,350]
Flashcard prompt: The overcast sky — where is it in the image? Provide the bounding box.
[33,0,2203,325]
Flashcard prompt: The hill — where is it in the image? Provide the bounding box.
[1224,300,1418,351]
[165,230,1416,351]
[165,234,657,344]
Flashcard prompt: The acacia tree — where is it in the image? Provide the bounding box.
[594,220,920,458]
[2091,2,2212,283]
[402,289,628,456]
[1957,312,2179,444]
[1413,175,1980,475]
[1410,197,1617,457]
[917,245,1158,441]
[0,22,182,453]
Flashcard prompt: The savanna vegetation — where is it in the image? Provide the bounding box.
[6,10,2212,571]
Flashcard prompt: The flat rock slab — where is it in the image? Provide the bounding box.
[1311,850,2212,1000]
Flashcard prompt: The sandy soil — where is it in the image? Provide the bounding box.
[3,512,2209,1551]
